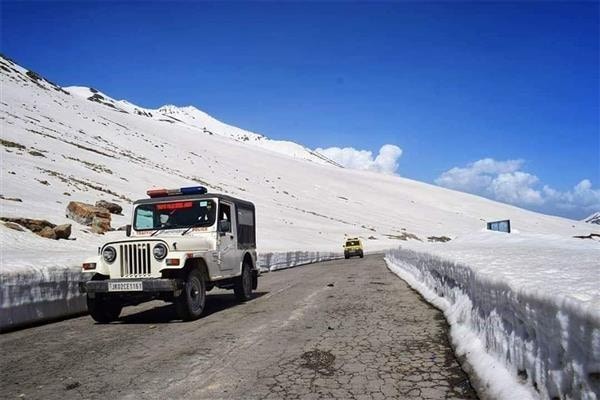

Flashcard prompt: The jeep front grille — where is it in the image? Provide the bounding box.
[119,243,152,277]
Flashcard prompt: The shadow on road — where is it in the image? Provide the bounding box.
[116,291,268,324]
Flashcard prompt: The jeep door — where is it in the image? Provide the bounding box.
[217,200,238,275]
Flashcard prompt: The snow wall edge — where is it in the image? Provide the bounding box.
[0,251,344,331]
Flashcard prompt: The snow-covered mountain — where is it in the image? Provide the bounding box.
[583,211,600,225]
[0,54,593,268]
[65,85,341,167]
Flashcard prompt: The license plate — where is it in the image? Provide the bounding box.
[108,281,143,292]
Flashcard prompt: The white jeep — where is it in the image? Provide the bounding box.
[80,186,258,322]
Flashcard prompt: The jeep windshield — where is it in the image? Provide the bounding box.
[134,199,216,231]
[346,240,359,246]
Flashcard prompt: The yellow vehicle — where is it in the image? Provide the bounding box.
[343,238,364,259]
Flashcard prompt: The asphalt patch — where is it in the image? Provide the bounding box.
[64,381,80,391]
[301,349,335,376]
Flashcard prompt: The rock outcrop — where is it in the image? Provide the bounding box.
[3,222,25,231]
[38,226,57,239]
[427,236,452,243]
[1,217,54,232]
[583,212,600,225]
[66,201,111,234]
[95,200,122,215]
[0,217,72,240]
[54,224,72,240]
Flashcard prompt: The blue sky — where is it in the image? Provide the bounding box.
[2,1,599,219]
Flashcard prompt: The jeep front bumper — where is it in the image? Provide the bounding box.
[80,278,184,294]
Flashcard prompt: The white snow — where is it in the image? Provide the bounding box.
[385,232,600,400]
[258,251,343,272]
[67,87,341,167]
[3,54,592,270]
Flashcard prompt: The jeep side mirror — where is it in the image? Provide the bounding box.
[125,224,132,237]
[218,220,231,235]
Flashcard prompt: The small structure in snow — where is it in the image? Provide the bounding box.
[486,219,511,233]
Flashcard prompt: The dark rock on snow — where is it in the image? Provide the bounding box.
[3,222,25,232]
[66,201,111,234]
[95,200,122,215]
[54,224,72,240]
[38,226,57,240]
[0,217,72,240]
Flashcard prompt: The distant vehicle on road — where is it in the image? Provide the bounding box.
[80,186,258,323]
[343,237,364,259]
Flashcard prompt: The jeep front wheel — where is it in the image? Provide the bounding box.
[175,269,206,321]
[87,295,122,323]
[234,262,253,301]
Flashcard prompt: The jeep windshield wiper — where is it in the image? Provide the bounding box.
[150,224,174,237]
[180,223,205,236]
[150,228,164,237]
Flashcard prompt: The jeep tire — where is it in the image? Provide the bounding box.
[359,251,364,258]
[175,269,206,321]
[87,295,122,323]
[234,261,253,301]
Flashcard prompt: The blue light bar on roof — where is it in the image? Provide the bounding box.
[180,186,208,195]
[147,186,207,198]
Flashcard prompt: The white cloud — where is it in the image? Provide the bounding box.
[490,172,543,205]
[542,179,600,213]
[436,158,600,219]
[316,144,403,175]
[435,158,525,194]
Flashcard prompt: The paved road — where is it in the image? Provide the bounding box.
[0,255,476,400]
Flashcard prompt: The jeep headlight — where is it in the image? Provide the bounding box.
[102,246,116,263]
[153,243,168,260]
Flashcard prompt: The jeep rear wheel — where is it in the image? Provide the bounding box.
[175,269,206,321]
[87,295,122,323]
[234,262,253,301]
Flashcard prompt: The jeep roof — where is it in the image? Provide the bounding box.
[133,193,255,209]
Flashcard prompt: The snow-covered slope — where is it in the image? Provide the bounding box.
[65,86,341,167]
[0,54,594,267]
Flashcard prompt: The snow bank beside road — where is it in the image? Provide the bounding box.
[0,266,86,332]
[385,234,600,400]
[258,251,343,272]
[0,250,343,331]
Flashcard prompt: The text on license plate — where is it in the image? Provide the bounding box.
[108,281,143,292]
